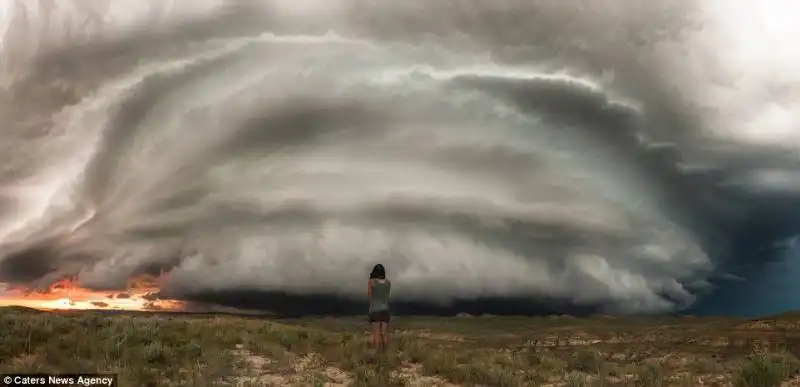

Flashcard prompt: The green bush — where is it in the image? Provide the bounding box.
[733,351,800,387]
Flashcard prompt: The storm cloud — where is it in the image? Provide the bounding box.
[0,0,798,315]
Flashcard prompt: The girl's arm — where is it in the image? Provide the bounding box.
[367,279,372,297]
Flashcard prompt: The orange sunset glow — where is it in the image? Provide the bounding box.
[0,274,186,312]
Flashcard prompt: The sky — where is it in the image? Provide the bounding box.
[0,0,799,317]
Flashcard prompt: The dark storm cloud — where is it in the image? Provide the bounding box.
[0,0,798,316]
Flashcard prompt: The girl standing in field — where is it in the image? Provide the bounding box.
[368,264,391,352]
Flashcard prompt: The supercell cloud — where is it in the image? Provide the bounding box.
[0,0,799,315]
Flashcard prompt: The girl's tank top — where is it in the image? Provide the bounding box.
[369,279,391,313]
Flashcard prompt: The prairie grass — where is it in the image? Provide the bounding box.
[2,307,800,386]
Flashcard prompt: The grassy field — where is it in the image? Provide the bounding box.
[3,307,800,386]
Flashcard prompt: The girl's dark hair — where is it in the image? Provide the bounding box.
[369,264,386,279]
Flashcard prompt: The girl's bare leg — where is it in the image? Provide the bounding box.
[371,322,380,350]
[380,322,390,352]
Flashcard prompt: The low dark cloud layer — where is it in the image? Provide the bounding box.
[0,0,798,315]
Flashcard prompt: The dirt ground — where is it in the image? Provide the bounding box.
[3,307,800,386]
